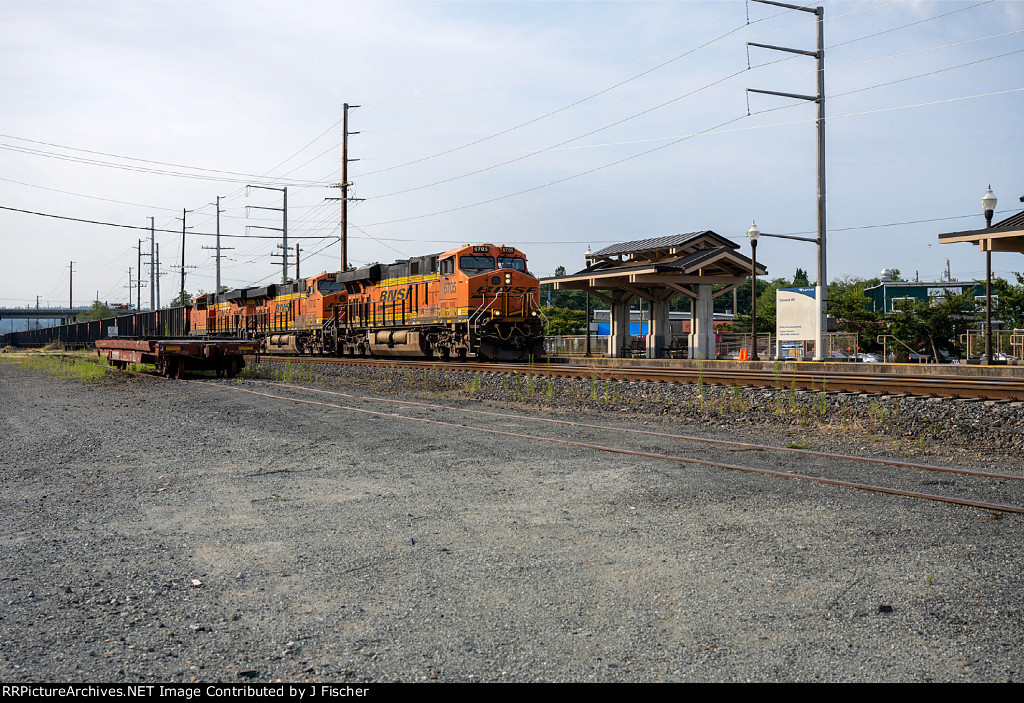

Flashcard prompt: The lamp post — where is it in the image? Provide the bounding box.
[747,222,760,361]
[584,245,593,357]
[982,185,997,364]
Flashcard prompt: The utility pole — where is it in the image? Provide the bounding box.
[746,0,827,360]
[149,218,156,310]
[270,241,301,281]
[68,261,74,312]
[175,209,194,305]
[156,243,162,309]
[202,196,233,293]
[328,103,362,272]
[135,239,147,311]
[247,186,288,283]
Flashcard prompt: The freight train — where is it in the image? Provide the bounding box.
[2,243,546,364]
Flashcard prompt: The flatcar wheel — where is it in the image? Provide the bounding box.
[164,357,183,379]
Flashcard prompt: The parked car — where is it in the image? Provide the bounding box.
[858,352,883,363]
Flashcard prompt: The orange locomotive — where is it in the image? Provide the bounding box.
[189,243,544,361]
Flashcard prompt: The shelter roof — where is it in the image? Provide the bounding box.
[938,209,1024,254]
[590,231,737,262]
[542,232,765,295]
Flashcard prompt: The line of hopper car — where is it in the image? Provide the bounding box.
[1,244,546,376]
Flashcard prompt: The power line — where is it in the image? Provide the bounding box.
[0,205,338,239]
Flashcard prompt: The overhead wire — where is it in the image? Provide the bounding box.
[354,0,1010,227]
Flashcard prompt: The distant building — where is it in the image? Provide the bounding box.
[863,270,984,314]
[590,309,734,337]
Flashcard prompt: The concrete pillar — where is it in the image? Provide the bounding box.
[646,291,670,359]
[607,292,632,358]
[688,283,716,360]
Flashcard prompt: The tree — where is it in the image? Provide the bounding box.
[888,292,976,361]
[169,291,193,308]
[826,282,884,352]
[540,306,586,335]
[792,267,810,287]
[76,300,115,322]
[992,273,1024,330]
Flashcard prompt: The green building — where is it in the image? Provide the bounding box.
[863,272,984,314]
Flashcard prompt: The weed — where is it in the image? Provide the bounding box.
[0,352,109,383]
[786,442,811,450]
[868,400,888,433]
[818,376,828,415]
[695,358,705,407]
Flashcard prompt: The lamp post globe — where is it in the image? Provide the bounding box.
[982,186,997,227]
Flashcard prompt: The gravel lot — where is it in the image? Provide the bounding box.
[1,358,1022,683]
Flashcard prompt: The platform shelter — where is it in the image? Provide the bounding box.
[542,231,766,359]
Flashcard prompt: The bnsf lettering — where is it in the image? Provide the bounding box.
[442,281,458,295]
[473,285,530,296]
[379,288,411,303]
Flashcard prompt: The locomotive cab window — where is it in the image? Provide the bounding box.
[441,257,455,276]
[497,256,526,272]
[459,255,495,273]
[318,280,347,294]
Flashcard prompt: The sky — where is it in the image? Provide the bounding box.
[1,0,1022,311]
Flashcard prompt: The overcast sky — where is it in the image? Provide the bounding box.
[2,0,1022,309]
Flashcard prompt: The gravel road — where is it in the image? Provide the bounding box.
[1,360,1022,683]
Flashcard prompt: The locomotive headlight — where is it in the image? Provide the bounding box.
[531,311,538,317]
[504,273,511,283]
[493,310,501,316]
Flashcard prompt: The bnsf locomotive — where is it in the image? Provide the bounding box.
[190,243,544,361]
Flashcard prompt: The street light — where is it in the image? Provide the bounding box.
[584,245,593,357]
[982,185,997,364]
[747,221,760,361]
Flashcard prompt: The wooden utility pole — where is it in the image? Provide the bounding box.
[329,103,361,271]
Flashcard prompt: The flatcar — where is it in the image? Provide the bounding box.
[190,243,545,362]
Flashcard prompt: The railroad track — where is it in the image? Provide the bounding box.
[247,355,1024,401]
[193,377,1024,515]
